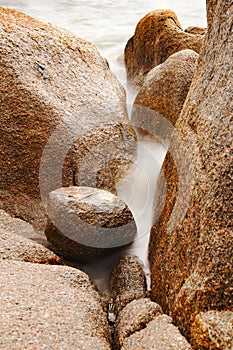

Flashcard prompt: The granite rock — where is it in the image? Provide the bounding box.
[0,210,61,264]
[132,49,199,136]
[110,255,147,316]
[44,186,136,262]
[114,298,162,348]
[207,0,218,28]
[149,0,233,339]
[124,9,203,86]
[121,314,191,350]
[0,8,136,230]
[190,310,233,350]
[185,26,206,35]
[0,260,111,349]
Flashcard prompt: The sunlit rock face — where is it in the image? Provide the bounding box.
[124,9,203,86]
[149,0,233,340]
[0,8,136,229]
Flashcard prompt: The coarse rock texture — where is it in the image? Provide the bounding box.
[114,298,162,348]
[45,186,136,262]
[190,310,233,350]
[121,314,192,350]
[124,9,203,86]
[149,0,233,340]
[110,254,147,316]
[207,0,218,28]
[0,260,112,350]
[132,50,199,136]
[0,8,136,230]
[0,210,61,264]
[185,26,207,35]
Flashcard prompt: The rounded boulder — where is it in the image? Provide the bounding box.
[45,186,137,262]
[132,49,199,138]
[124,9,203,86]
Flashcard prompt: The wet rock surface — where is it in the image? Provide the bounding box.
[45,187,136,262]
[124,9,203,86]
[0,7,136,230]
[132,49,199,135]
[114,298,162,348]
[0,260,112,350]
[149,0,233,340]
[0,210,60,264]
[110,255,147,316]
[121,314,191,350]
[190,310,233,350]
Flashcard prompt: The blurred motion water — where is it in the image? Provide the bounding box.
[1,0,206,292]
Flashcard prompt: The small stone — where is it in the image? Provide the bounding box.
[115,298,163,347]
[45,187,137,262]
[190,311,233,350]
[121,314,191,350]
[110,254,147,316]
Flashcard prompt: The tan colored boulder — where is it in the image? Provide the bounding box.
[0,210,61,264]
[185,26,206,35]
[0,8,136,230]
[110,255,147,316]
[132,49,199,133]
[45,187,136,262]
[190,311,233,350]
[207,0,218,28]
[124,9,203,86]
[149,0,233,340]
[0,260,111,349]
[121,315,191,350]
[115,298,162,348]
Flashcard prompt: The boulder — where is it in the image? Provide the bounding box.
[114,298,162,348]
[185,26,206,35]
[190,311,233,350]
[0,210,61,264]
[132,49,199,135]
[45,187,137,262]
[0,260,111,349]
[110,254,147,316]
[121,315,191,350]
[124,9,203,86]
[149,0,233,340]
[207,0,218,28]
[0,8,136,230]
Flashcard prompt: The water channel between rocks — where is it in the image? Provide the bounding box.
[2,0,206,294]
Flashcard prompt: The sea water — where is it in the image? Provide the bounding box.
[1,0,207,293]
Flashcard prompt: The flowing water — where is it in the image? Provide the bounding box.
[1,0,207,293]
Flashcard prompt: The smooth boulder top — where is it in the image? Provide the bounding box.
[49,186,128,217]
[45,187,137,261]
